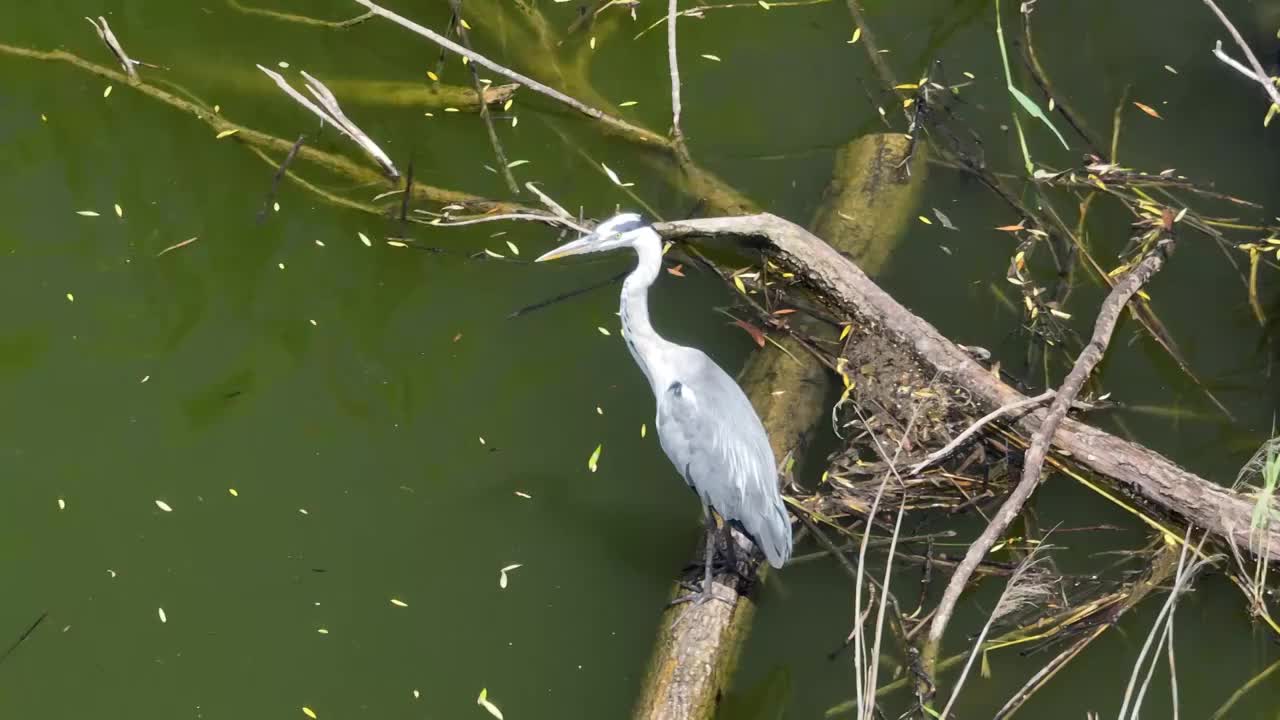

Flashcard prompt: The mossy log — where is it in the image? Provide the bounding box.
[631,135,926,720]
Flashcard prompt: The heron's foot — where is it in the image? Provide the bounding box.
[666,579,734,609]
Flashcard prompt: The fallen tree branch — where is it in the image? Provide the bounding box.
[908,390,1054,475]
[654,213,1280,564]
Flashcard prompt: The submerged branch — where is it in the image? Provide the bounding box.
[353,0,671,150]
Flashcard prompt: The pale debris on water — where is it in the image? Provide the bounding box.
[390,597,409,607]
[155,499,173,512]
[514,491,532,499]
[302,707,317,719]
[228,488,239,497]
[157,607,167,623]
[58,498,66,511]
[76,210,99,217]
[506,240,520,256]
[498,563,522,589]
[597,327,610,336]
[600,163,634,188]
[476,689,504,719]
[103,85,112,98]
[588,444,602,472]
[114,204,123,218]
[700,54,722,61]
[358,232,372,247]
[641,423,647,438]
[66,293,75,302]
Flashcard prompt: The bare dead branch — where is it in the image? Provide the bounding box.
[256,65,399,178]
[1201,0,1280,111]
[667,0,688,154]
[922,228,1177,694]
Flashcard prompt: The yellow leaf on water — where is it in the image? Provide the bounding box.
[588,444,602,473]
[506,241,520,256]
[839,324,852,341]
[228,488,239,497]
[158,607,167,623]
[847,27,862,44]
[66,293,75,302]
[918,215,933,225]
[477,689,504,720]
[76,210,99,217]
[114,204,123,218]
[155,500,173,512]
[215,128,239,139]
[426,70,439,81]
[619,100,639,107]
[758,0,771,8]
[358,232,372,247]
[700,54,722,62]
[1133,101,1162,119]
[733,275,747,294]
[390,598,408,607]
[597,326,610,336]
[302,707,317,719]
[503,99,513,111]
[103,85,112,98]
[640,423,647,438]
[460,18,472,30]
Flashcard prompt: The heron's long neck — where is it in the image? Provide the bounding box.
[620,229,672,390]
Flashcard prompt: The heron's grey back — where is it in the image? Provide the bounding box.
[654,348,792,568]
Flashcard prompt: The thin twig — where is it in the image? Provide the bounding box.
[0,611,47,667]
[449,0,519,194]
[666,0,688,155]
[1201,0,1280,110]
[922,227,1177,696]
[352,0,670,150]
[227,0,373,28]
[909,391,1054,475]
[256,134,307,223]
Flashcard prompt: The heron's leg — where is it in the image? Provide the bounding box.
[697,505,718,603]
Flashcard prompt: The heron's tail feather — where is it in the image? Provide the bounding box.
[752,495,792,569]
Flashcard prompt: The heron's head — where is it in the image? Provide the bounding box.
[535,213,649,262]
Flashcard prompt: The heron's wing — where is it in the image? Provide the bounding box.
[655,351,792,567]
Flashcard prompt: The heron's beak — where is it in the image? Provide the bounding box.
[535,234,595,262]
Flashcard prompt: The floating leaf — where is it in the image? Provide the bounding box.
[498,564,522,589]
[390,597,408,607]
[618,100,639,107]
[58,498,66,510]
[700,54,722,62]
[103,85,112,98]
[477,689,504,720]
[733,275,747,294]
[358,232,372,247]
[506,240,520,256]
[506,159,530,168]
[155,500,173,512]
[302,708,317,720]
[995,223,1025,232]
[587,444,602,473]
[640,423,647,438]
[666,264,685,277]
[76,210,100,217]
[917,215,933,225]
[114,204,123,218]
[732,319,766,348]
[932,208,958,230]
[427,70,439,81]
[215,128,239,139]
[597,327,610,336]
[157,607,167,623]
[995,0,1068,150]
[1133,101,1162,119]
[847,27,862,44]
[228,488,239,497]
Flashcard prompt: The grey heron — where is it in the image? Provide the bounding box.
[536,213,792,603]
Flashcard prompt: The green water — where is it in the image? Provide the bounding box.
[2,0,1279,717]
